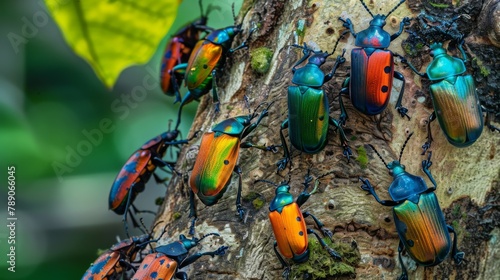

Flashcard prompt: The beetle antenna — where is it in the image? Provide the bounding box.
[135,217,149,235]
[368,144,389,168]
[198,0,204,17]
[198,232,220,243]
[385,0,406,19]
[398,132,414,162]
[331,30,348,55]
[358,0,374,18]
[255,179,279,187]
[231,2,237,25]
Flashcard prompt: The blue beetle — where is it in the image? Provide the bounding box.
[276,35,352,171]
[338,0,411,124]
[358,133,464,279]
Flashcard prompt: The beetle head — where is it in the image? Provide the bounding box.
[368,132,413,173]
[429,43,446,58]
[369,16,387,28]
[387,161,406,177]
[308,51,331,66]
[276,184,291,194]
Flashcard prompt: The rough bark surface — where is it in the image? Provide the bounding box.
[152,0,499,279]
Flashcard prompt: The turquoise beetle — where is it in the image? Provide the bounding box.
[276,36,352,171]
[402,18,499,153]
[359,133,464,279]
[259,173,341,279]
[188,102,276,234]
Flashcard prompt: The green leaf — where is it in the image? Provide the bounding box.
[45,0,180,88]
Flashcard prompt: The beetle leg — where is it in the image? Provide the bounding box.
[324,48,346,83]
[396,52,427,78]
[189,189,198,236]
[296,174,316,207]
[175,271,188,280]
[329,117,352,162]
[152,157,181,176]
[272,242,291,279]
[307,229,341,260]
[229,27,256,53]
[131,204,156,216]
[338,17,357,38]
[171,63,187,103]
[240,142,280,153]
[338,80,349,126]
[447,225,465,265]
[291,44,312,73]
[233,165,245,220]
[118,258,137,272]
[276,119,291,172]
[422,152,438,191]
[359,177,400,206]
[422,112,436,155]
[303,211,334,241]
[178,245,228,270]
[393,71,410,120]
[483,107,500,133]
[210,69,220,112]
[390,16,411,41]
[397,241,409,280]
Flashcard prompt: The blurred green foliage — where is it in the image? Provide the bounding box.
[0,0,241,278]
[45,0,180,88]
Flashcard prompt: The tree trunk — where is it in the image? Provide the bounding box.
[153,0,500,279]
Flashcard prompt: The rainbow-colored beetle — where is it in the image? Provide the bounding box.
[188,102,275,234]
[359,133,464,279]
[160,0,216,101]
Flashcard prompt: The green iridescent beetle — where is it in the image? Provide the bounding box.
[276,36,352,172]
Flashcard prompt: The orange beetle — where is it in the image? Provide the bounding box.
[260,173,341,279]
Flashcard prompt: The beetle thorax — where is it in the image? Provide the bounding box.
[355,17,390,48]
[370,16,387,28]
[429,43,446,58]
[269,186,294,212]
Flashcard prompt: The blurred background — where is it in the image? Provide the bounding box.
[0,0,240,278]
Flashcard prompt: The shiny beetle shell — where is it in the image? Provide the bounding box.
[349,48,394,115]
[131,253,177,280]
[287,85,329,153]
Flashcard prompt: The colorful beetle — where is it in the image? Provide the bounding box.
[109,128,198,236]
[338,0,410,123]
[160,0,216,101]
[259,172,341,279]
[172,6,255,130]
[276,37,351,172]
[132,233,227,280]
[82,225,166,280]
[401,15,499,153]
[358,133,464,279]
[188,102,275,234]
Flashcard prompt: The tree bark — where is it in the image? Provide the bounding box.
[153,0,500,279]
